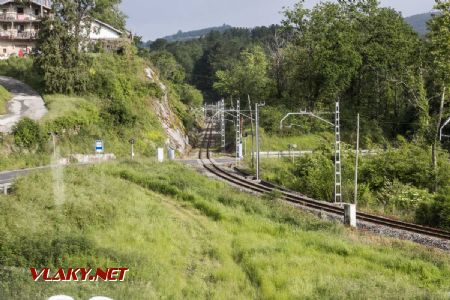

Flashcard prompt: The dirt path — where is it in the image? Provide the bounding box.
[0,76,47,133]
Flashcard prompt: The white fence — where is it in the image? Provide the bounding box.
[253,149,379,159]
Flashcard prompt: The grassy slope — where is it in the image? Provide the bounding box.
[0,161,449,299]
[0,85,11,115]
[0,58,168,170]
[42,94,166,158]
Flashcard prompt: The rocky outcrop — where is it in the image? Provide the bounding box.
[145,67,190,155]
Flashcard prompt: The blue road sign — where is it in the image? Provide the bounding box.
[95,140,104,153]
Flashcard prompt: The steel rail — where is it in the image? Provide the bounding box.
[199,121,450,241]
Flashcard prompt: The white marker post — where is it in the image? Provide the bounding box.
[344,204,357,228]
[168,148,175,160]
[157,148,164,163]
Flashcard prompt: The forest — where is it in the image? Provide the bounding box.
[142,0,450,230]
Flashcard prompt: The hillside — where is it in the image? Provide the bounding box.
[0,50,199,170]
[405,12,434,35]
[0,160,449,298]
[148,12,432,43]
[160,24,233,42]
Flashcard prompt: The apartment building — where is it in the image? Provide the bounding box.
[0,0,127,59]
[0,0,50,58]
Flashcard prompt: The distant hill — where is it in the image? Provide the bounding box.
[149,13,433,44]
[405,12,434,35]
[161,24,233,42]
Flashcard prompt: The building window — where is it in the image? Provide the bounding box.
[2,24,7,31]
[17,24,24,33]
[33,24,38,30]
[35,8,39,16]
[2,9,7,15]
[3,49,6,54]
[17,7,24,15]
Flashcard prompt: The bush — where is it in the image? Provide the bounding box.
[148,51,186,83]
[291,152,334,201]
[0,57,43,92]
[12,118,45,152]
[88,54,161,101]
[103,99,137,127]
[416,189,450,230]
[178,83,203,107]
[359,143,450,192]
[376,180,434,216]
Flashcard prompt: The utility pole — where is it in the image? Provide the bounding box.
[255,102,265,181]
[248,95,255,168]
[354,114,360,205]
[52,133,56,158]
[129,139,136,160]
[335,102,342,204]
[220,99,225,151]
[48,132,57,159]
[243,134,247,156]
[236,99,241,163]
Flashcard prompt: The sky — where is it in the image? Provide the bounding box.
[120,0,437,41]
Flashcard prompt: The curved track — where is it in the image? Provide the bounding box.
[199,121,450,241]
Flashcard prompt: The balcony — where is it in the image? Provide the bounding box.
[0,13,40,22]
[0,31,37,40]
[0,0,51,8]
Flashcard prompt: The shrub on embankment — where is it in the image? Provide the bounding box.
[251,141,450,228]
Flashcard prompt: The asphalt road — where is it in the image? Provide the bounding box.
[0,166,51,185]
[0,76,47,133]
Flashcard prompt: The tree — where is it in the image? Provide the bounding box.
[91,0,126,30]
[283,1,362,109]
[34,0,95,94]
[213,46,270,101]
[426,0,450,191]
[150,39,169,52]
[12,118,45,152]
[282,0,424,140]
[267,30,290,98]
[149,51,186,83]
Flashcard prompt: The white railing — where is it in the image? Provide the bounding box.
[0,0,50,7]
[0,31,37,39]
[0,13,39,21]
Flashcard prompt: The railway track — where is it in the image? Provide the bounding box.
[199,121,450,241]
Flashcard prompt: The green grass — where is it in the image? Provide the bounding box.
[43,94,99,122]
[245,131,333,152]
[41,94,166,157]
[0,160,449,299]
[0,92,167,172]
[0,53,173,172]
[0,85,11,115]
